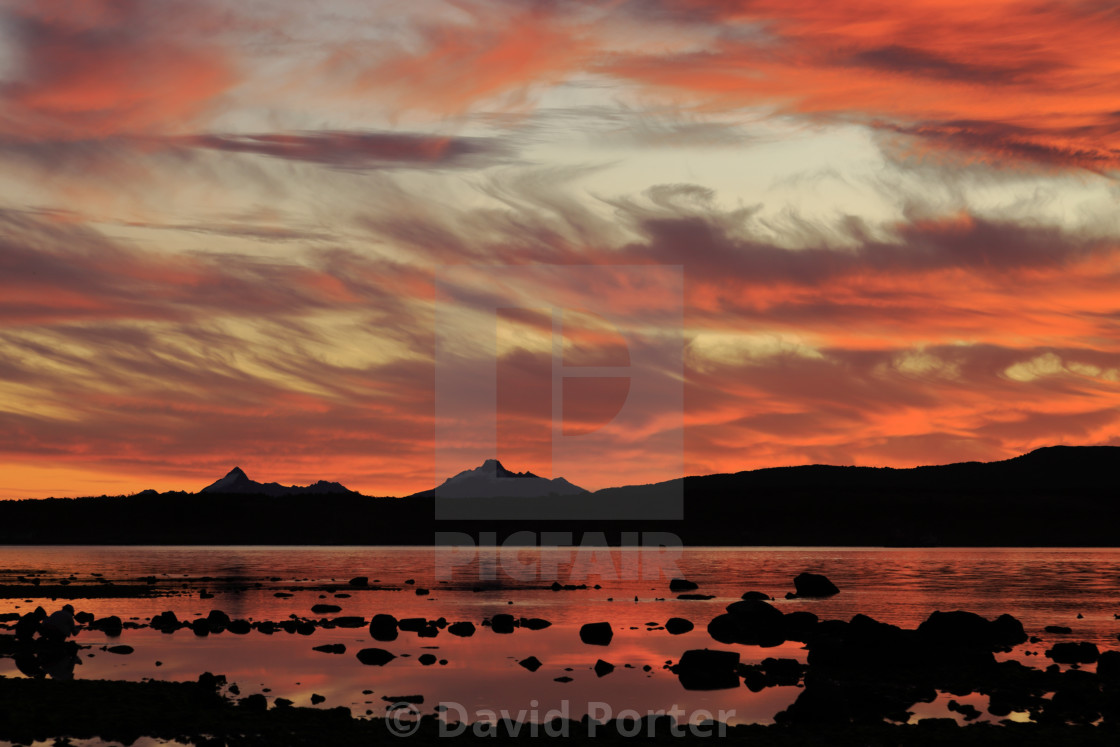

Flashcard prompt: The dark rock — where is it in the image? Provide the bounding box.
[74,611,95,625]
[947,699,982,721]
[677,594,715,600]
[150,611,180,632]
[520,618,551,630]
[311,693,326,705]
[274,698,293,709]
[1045,625,1073,634]
[415,588,430,596]
[579,622,613,646]
[782,610,820,642]
[383,694,423,704]
[1046,641,1099,664]
[356,647,396,666]
[554,676,573,683]
[332,616,366,629]
[792,572,839,598]
[669,578,699,592]
[311,604,342,614]
[519,656,543,672]
[227,619,251,635]
[190,619,210,637]
[1097,650,1120,678]
[448,621,476,637]
[91,615,123,637]
[397,617,426,632]
[712,599,786,647]
[665,617,694,635]
[369,614,399,642]
[348,576,369,587]
[206,610,231,633]
[918,611,1027,650]
[106,645,133,655]
[416,624,439,638]
[673,649,741,690]
[239,694,268,712]
[490,613,515,634]
[312,643,346,654]
[418,653,437,665]
[594,659,615,677]
[741,591,772,601]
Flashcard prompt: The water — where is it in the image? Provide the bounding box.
[2,546,1119,726]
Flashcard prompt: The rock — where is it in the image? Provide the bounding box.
[228,619,251,635]
[792,572,839,598]
[311,694,326,705]
[417,623,439,638]
[190,619,210,637]
[579,622,613,646]
[311,604,342,614]
[782,611,820,642]
[554,676,573,683]
[947,700,982,721]
[918,611,1028,650]
[415,588,430,596]
[594,659,615,677]
[74,611,95,625]
[520,618,551,630]
[741,591,772,601]
[274,698,293,709]
[665,617,694,635]
[106,645,134,655]
[711,600,786,647]
[150,611,179,632]
[91,615,123,637]
[1045,641,1099,664]
[349,576,369,587]
[383,694,423,704]
[677,594,715,600]
[448,621,476,637]
[312,643,346,654]
[397,617,426,632]
[1097,650,1120,678]
[332,616,366,629]
[669,578,699,592]
[490,614,515,634]
[1045,625,1073,634]
[419,653,437,665]
[239,694,268,712]
[519,656,543,672]
[673,649,741,690]
[356,647,396,666]
[369,614,399,642]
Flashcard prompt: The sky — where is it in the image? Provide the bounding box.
[2,0,1119,498]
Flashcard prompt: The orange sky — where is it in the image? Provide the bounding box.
[1,0,1119,498]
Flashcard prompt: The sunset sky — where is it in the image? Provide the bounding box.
[2,0,1120,498]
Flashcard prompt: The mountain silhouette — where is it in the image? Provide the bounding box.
[411,458,587,498]
[199,467,354,497]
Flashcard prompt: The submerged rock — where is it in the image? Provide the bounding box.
[447,621,476,637]
[672,649,741,690]
[665,617,694,635]
[356,647,396,666]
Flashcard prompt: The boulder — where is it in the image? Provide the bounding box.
[349,576,369,587]
[520,618,552,630]
[673,649,741,690]
[792,572,839,598]
[579,622,613,646]
[669,578,699,592]
[448,621,476,637]
[227,619,252,635]
[369,614,399,641]
[311,694,326,705]
[741,591,772,601]
[1046,641,1099,664]
[91,615,123,637]
[594,659,615,677]
[397,617,426,632]
[419,653,437,665]
[710,600,786,647]
[519,656,543,672]
[150,611,180,633]
[311,604,342,614]
[490,614,515,634]
[665,617,694,635]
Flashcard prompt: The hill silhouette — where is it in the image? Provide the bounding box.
[0,445,1115,546]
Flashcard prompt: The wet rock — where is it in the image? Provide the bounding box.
[312,643,346,654]
[415,588,430,596]
[418,654,437,666]
[311,693,326,705]
[369,614,399,641]
[782,610,820,642]
[1046,641,1099,664]
[594,659,615,677]
[332,616,366,629]
[356,647,396,666]
[1045,625,1073,634]
[1097,650,1120,678]
[416,623,439,638]
[448,621,476,637]
[274,592,293,598]
[190,619,210,637]
[947,699,982,721]
[669,578,699,592]
[74,611,95,625]
[311,604,342,614]
[677,594,715,600]
[554,676,573,683]
[348,576,369,587]
[106,645,134,655]
[197,673,226,690]
[274,698,293,709]
[665,617,694,635]
[296,621,315,635]
[579,622,613,646]
[490,614,515,634]
[397,617,426,632]
[918,611,1027,650]
[792,572,840,598]
[519,656,543,672]
[672,649,741,690]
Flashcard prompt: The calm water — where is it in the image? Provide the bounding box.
[3,546,1120,726]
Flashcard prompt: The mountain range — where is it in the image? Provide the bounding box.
[199,467,355,497]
